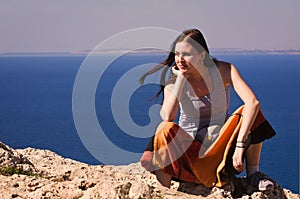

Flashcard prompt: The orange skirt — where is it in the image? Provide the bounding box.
[140,106,276,188]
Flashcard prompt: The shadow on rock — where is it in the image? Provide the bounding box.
[176,177,292,199]
[232,177,289,198]
[177,182,212,197]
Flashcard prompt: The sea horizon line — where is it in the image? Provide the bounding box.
[1,48,300,56]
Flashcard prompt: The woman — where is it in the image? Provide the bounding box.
[140,29,276,191]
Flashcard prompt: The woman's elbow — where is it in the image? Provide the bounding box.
[253,99,260,108]
[160,111,176,122]
[161,117,176,122]
[255,99,260,107]
[246,98,260,109]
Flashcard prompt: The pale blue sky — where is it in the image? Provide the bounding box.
[1,0,299,53]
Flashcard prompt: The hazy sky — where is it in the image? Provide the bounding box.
[1,0,299,53]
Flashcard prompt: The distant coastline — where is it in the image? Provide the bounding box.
[210,48,300,55]
[1,48,300,56]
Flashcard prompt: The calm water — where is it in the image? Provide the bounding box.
[0,53,299,193]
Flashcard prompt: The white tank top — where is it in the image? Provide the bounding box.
[178,66,230,143]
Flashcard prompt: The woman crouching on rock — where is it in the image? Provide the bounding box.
[140,28,276,192]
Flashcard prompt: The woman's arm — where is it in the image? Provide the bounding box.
[229,64,260,172]
[160,70,186,121]
[230,64,260,142]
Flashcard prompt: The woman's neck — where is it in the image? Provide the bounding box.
[187,66,214,96]
[188,65,211,83]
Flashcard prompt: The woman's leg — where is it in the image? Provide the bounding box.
[245,143,262,176]
[245,142,274,191]
[155,169,172,188]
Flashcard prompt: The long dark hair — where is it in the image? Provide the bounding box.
[139,28,214,101]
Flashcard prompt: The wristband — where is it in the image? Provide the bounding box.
[236,141,246,148]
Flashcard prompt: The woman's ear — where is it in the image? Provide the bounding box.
[199,51,206,64]
[200,51,206,60]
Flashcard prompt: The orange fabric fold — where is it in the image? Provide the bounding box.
[140,105,272,188]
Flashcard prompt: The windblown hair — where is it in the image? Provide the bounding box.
[139,28,215,101]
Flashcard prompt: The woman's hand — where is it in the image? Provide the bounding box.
[172,65,181,76]
[232,147,245,173]
[172,65,189,78]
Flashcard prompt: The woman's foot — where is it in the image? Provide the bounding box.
[155,170,172,188]
[247,172,274,191]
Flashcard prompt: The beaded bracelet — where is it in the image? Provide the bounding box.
[236,141,246,148]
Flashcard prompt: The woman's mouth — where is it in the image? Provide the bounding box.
[177,64,188,69]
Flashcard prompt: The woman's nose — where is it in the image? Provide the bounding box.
[178,55,185,62]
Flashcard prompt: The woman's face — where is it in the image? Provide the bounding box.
[174,41,204,73]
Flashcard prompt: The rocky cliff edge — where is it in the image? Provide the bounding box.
[0,141,298,199]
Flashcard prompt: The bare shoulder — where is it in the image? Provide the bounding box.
[214,59,232,86]
[214,59,231,71]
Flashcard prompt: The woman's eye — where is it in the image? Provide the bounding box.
[174,52,192,58]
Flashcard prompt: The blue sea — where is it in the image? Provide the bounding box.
[0,52,299,193]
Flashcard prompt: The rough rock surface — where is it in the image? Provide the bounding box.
[0,141,298,199]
